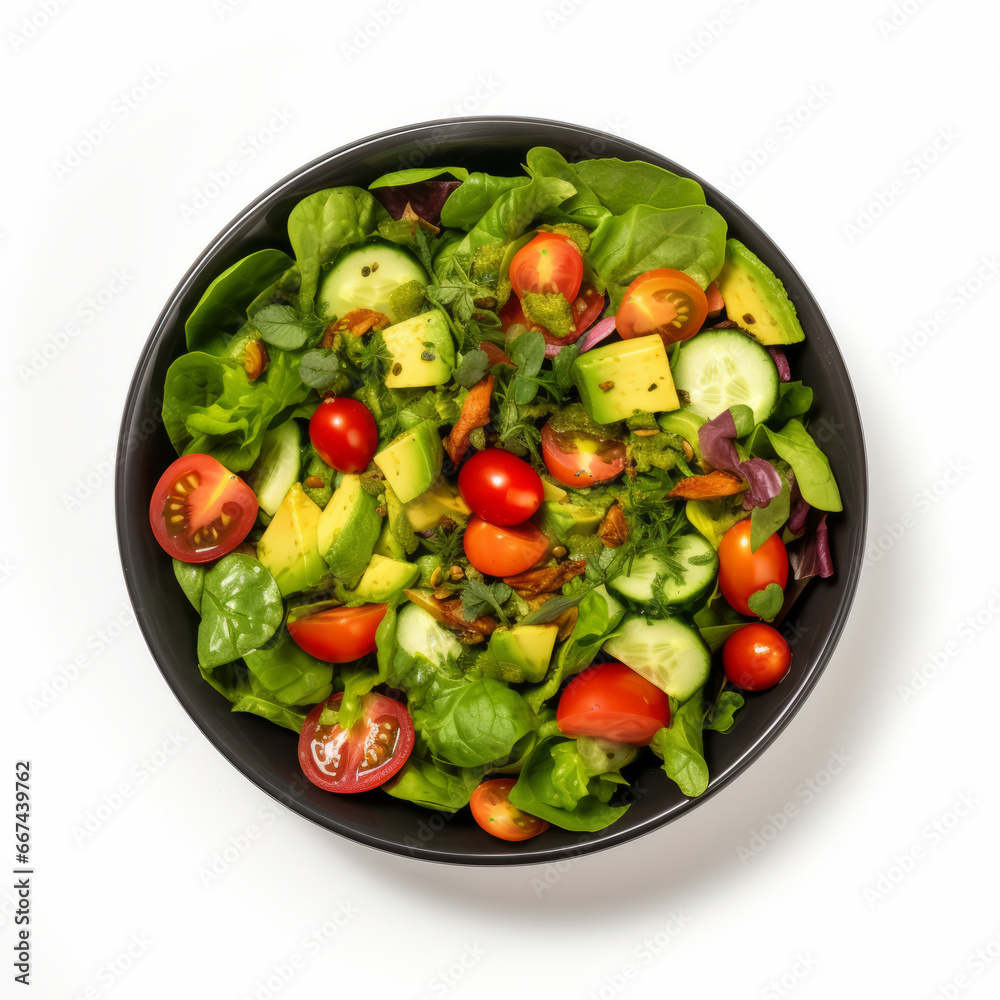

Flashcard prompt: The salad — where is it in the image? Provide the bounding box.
[149,147,841,841]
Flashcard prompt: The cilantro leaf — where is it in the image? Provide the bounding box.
[453,349,490,388]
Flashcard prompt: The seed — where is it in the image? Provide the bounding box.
[682,440,694,461]
[433,586,452,601]
[448,565,465,581]
[429,567,443,588]
[633,429,659,438]
[552,545,567,559]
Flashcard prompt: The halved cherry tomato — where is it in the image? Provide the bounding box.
[458,449,544,526]
[287,604,387,663]
[299,692,415,793]
[500,283,606,348]
[463,516,548,577]
[509,232,583,303]
[149,453,258,564]
[541,422,626,488]
[309,397,378,474]
[556,661,671,745]
[615,268,709,345]
[717,519,789,617]
[723,623,792,691]
[470,778,548,841]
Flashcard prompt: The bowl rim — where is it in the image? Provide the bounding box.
[116,115,868,866]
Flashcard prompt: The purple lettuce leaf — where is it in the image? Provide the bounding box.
[767,346,791,382]
[372,180,462,226]
[788,512,833,580]
[699,409,783,508]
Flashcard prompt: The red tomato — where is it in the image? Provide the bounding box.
[299,692,415,793]
[149,453,257,564]
[615,268,709,345]
[286,604,387,663]
[556,662,671,745]
[463,516,548,577]
[541,422,626,488]
[509,232,583,303]
[500,283,605,348]
[717,520,789,617]
[723,623,792,691]
[470,778,548,842]
[309,397,378,473]
[457,449,544,526]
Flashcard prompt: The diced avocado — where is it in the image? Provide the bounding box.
[533,498,609,543]
[256,484,327,597]
[403,476,471,531]
[316,474,382,581]
[572,334,680,424]
[657,408,706,465]
[489,625,559,684]
[383,310,456,389]
[374,424,444,504]
[716,238,805,346]
[353,554,420,602]
[541,479,568,503]
[372,518,406,560]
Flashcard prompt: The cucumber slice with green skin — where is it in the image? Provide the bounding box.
[317,241,428,324]
[672,327,779,425]
[250,420,302,516]
[608,534,718,608]
[602,615,711,702]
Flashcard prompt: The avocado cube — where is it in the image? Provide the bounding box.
[572,334,680,424]
[374,423,444,504]
[488,625,559,684]
[402,476,471,532]
[316,474,382,581]
[352,554,420,603]
[383,310,456,388]
[256,484,328,598]
[716,239,805,345]
[533,499,609,543]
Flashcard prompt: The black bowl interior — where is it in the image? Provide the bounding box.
[116,117,867,865]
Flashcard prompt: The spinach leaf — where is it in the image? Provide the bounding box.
[230,691,307,733]
[508,737,631,833]
[692,596,746,652]
[173,558,205,611]
[242,630,333,706]
[750,476,791,551]
[523,148,609,227]
[287,186,389,313]
[770,380,814,424]
[574,156,707,215]
[705,691,745,733]
[162,348,311,471]
[369,165,470,188]
[415,678,537,769]
[383,753,486,813]
[650,692,709,797]
[184,249,292,353]
[439,172,531,230]
[758,419,843,512]
[588,203,728,310]
[197,554,283,669]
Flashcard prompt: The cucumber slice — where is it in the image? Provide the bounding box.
[603,615,711,701]
[672,328,779,425]
[609,534,718,608]
[251,420,302,516]
[317,241,428,324]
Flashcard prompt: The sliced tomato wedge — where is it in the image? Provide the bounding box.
[470,778,549,841]
[287,604,387,663]
[463,516,549,577]
[541,422,626,487]
[149,453,258,563]
[509,232,583,303]
[500,283,606,349]
[299,692,415,793]
[615,268,709,345]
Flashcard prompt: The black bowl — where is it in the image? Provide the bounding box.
[116,117,867,865]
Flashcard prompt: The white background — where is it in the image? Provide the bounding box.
[4,0,999,997]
